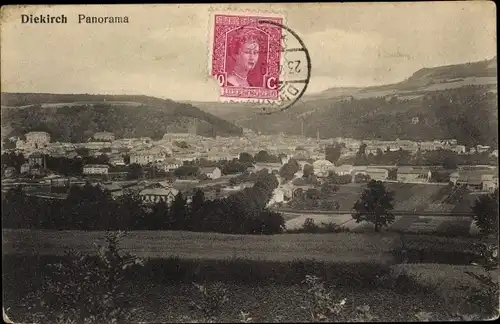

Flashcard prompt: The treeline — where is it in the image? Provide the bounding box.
[2,173,285,234]
[242,85,497,147]
[341,148,496,168]
[1,93,243,142]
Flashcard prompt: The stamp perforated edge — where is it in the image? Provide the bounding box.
[206,6,288,104]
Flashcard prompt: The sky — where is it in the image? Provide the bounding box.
[1,2,497,101]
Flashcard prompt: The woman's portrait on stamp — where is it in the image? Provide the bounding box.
[225,27,268,88]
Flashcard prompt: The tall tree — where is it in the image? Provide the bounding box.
[325,143,342,164]
[279,158,300,181]
[352,180,395,232]
[170,192,187,230]
[189,189,205,231]
[126,163,143,180]
[149,200,170,230]
[254,150,280,163]
[239,152,254,164]
[472,189,499,237]
[303,164,314,178]
[75,148,90,157]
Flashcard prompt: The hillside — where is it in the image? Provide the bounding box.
[1,93,243,142]
[192,57,497,146]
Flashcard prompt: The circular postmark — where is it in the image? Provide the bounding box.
[256,19,311,115]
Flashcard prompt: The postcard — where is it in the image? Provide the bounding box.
[1,3,498,323]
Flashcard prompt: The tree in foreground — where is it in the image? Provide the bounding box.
[22,231,144,324]
[471,188,499,237]
[352,180,395,232]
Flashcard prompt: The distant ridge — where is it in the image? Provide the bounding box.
[1,93,243,142]
[191,57,497,147]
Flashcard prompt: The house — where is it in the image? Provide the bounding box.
[397,166,431,183]
[334,164,354,176]
[109,156,126,166]
[482,176,498,192]
[451,171,497,191]
[267,188,285,207]
[25,131,51,149]
[418,141,441,151]
[95,182,124,198]
[452,145,466,154]
[254,163,282,173]
[130,151,165,165]
[280,155,290,165]
[20,163,31,174]
[312,159,335,177]
[365,168,389,181]
[139,187,179,204]
[453,172,483,190]
[50,177,70,188]
[476,145,491,153]
[158,158,182,172]
[20,163,41,176]
[28,152,44,167]
[83,141,112,151]
[144,180,173,190]
[83,164,109,175]
[463,175,483,191]
[93,132,115,141]
[200,167,222,180]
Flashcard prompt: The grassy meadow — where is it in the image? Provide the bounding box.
[2,229,494,322]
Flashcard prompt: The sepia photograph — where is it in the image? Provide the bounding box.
[1,2,498,323]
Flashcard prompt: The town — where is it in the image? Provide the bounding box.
[2,130,498,223]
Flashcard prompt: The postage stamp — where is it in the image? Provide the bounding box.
[208,9,312,114]
[209,13,284,101]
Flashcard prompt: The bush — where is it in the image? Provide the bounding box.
[303,218,319,233]
[20,231,144,324]
[303,274,380,322]
[287,219,350,234]
[461,241,499,317]
[190,282,229,320]
[303,274,346,321]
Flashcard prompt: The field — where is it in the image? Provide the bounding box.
[299,183,474,213]
[283,182,481,236]
[2,229,482,262]
[2,229,492,322]
[2,229,397,263]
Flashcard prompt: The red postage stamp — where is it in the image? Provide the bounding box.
[210,14,283,101]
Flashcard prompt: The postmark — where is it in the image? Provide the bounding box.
[208,11,311,114]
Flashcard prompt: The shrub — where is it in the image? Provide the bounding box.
[303,218,319,233]
[239,311,253,323]
[461,241,499,317]
[471,189,499,237]
[190,282,229,320]
[303,274,346,322]
[287,220,350,234]
[21,231,144,324]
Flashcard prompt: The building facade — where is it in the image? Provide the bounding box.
[200,167,222,179]
[25,131,51,149]
[93,132,115,141]
[83,164,109,175]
